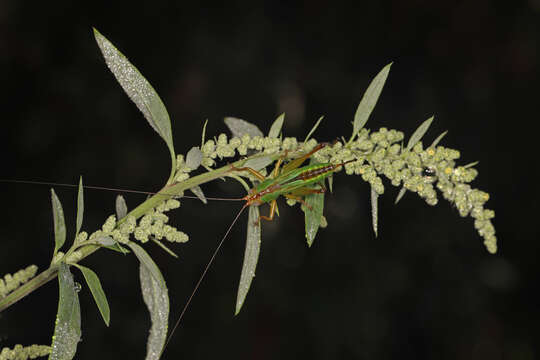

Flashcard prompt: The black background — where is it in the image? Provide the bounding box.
[0,1,538,359]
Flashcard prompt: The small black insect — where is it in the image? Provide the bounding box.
[422,167,436,177]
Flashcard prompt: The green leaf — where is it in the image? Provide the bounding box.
[464,161,479,169]
[139,262,169,360]
[406,116,434,151]
[304,158,325,247]
[128,242,166,289]
[201,119,209,148]
[235,205,261,315]
[93,28,176,172]
[304,116,324,143]
[150,237,178,258]
[115,195,128,220]
[51,189,66,256]
[371,186,379,237]
[74,264,110,327]
[189,185,207,204]
[351,63,392,141]
[186,147,203,170]
[304,189,325,247]
[268,113,285,138]
[224,117,264,138]
[75,177,84,236]
[243,156,273,171]
[328,175,334,193]
[430,130,448,148]
[394,187,407,205]
[49,263,81,360]
[95,235,129,254]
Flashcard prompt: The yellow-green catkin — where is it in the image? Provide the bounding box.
[193,125,497,253]
[133,199,188,244]
[0,344,50,360]
[0,265,38,298]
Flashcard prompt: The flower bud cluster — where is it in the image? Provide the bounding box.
[200,133,316,169]
[88,199,188,248]
[173,154,191,182]
[0,344,51,360]
[0,265,38,298]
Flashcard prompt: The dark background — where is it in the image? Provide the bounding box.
[0,1,537,359]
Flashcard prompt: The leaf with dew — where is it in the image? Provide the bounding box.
[235,205,261,315]
[371,186,379,237]
[115,195,128,220]
[49,263,81,360]
[351,63,392,141]
[406,116,434,151]
[51,189,66,257]
[224,117,263,138]
[304,116,324,143]
[268,113,285,139]
[430,130,448,148]
[75,177,84,236]
[93,28,175,173]
[74,264,110,327]
[128,242,166,289]
[95,235,129,254]
[186,147,203,170]
[189,185,207,204]
[139,262,169,360]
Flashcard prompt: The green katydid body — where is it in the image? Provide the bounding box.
[247,162,345,205]
[234,143,355,220]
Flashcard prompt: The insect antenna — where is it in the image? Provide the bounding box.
[163,202,249,353]
[0,179,244,202]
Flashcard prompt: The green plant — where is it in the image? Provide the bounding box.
[0,29,498,360]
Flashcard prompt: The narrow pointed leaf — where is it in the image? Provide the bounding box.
[150,237,179,258]
[406,116,434,151]
[430,130,448,148]
[75,177,84,236]
[186,147,203,170]
[304,158,325,247]
[328,175,334,193]
[304,189,325,247]
[189,185,207,204]
[95,235,129,254]
[268,113,285,138]
[352,63,392,139]
[51,189,66,256]
[224,117,263,138]
[235,205,261,315]
[304,116,324,142]
[243,156,273,171]
[139,262,169,360]
[115,195,128,220]
[128,242,166,289]
[49,263,81,360]
[371,186,379,237]
[394,187,407,205]
[74,264,110,327]
[93,28,175,166]
[464,161,479,169]
[201,119,209,147]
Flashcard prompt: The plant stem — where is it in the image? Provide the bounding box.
[0,152,274,313]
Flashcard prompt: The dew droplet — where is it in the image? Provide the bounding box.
[74,282,82,293]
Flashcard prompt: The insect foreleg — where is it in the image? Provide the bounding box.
[229,165,267,181]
